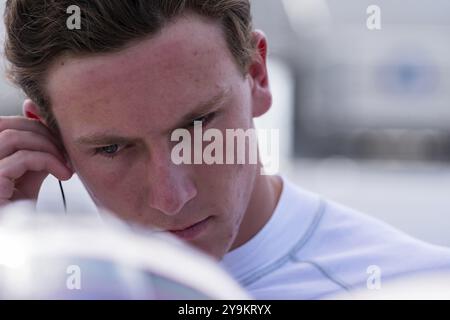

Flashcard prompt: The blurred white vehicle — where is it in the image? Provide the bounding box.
[0,202,249,300]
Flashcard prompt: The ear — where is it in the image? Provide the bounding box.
[248,30,272,118]
[23,98,60,143]
[22,99,45,122]
[22,98,74,170]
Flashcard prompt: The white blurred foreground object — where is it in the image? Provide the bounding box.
[0,201,249,300]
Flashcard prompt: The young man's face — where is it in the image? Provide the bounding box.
[44,14,271,259]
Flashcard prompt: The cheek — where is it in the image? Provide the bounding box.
[73,156,117,184]
[71,155,140,205]
[200,161,253,213]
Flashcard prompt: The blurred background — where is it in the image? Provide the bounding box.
[1,1,450,247]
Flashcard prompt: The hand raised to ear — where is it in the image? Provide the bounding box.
[0,106,73,207]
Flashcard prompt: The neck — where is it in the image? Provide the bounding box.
[230,169,283,251]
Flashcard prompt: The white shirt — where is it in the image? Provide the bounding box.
[221,177,450,299]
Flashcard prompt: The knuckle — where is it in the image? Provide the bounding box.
[0,128,16,142]
[14,149,28,160]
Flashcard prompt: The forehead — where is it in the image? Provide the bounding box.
[45,14,241,136]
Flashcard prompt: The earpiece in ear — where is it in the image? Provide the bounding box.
[25,111,41,121]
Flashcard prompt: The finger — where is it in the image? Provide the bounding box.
[0,176,15,200]
[0,150,73,182]
[0,129,66,163]
[0,116,64,150]
[0,199,11,208]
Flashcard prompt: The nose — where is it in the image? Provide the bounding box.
[146,154,197,216]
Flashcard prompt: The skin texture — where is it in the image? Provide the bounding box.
[23,13,282,259]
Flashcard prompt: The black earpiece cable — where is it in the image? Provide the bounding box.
[58,180,67,214]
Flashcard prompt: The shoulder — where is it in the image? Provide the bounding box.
[245,181,450,299]
[296,192,450,290]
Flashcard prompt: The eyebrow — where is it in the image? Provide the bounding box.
[74,134,140,147]
[74,88,230,147]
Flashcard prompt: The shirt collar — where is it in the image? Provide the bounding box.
[220,176,321,282]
